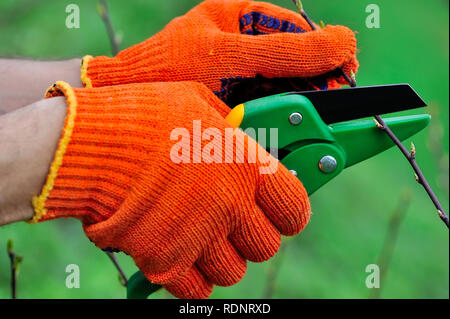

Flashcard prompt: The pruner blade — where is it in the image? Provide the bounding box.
[289,84,427,124]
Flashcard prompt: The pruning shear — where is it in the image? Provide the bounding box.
[225,83,429,194]
[127,83,429,298]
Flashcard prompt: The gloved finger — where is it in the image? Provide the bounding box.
[164,265,214,299]
[229,204,281,262]
[224,25,357,80]
[256,163,311,236]
[101,199,211,284]
[238,0,313,35]
[197,238,247,286]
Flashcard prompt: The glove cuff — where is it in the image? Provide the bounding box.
[80,55,94,87]
[30,81,79,223]
[30,81,146,224]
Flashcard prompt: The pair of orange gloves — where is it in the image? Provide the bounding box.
[32,0,358,298]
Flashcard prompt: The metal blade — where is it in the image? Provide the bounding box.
[288,84,427,124]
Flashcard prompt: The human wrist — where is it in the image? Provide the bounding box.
[0,97,67,225]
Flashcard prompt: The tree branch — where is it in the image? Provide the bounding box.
[96,0,130,287]
[373,116,449,227]
[291,0,448,228]
[427,105,449,197]
[263,241,288,298]
[105,251,128,286]
[97,0,120,56]
[7,239,22,299]
[370,190,412,298]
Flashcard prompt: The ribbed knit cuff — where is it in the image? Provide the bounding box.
[80,55,94,88]
[30,81,140,224]
[30,81,78,223]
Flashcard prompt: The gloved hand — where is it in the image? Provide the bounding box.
[32,80,310,298]
[81,0,358,100]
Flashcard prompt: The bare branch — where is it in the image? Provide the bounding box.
[373,115,449,227]
[97,0,120,56]
[370,190,412,299]
[263,241,288,298]
[96,0,130,286]
[426,105,449,197]
[291,0,448,229]
[7,239,22,299]
[105,251,128,286]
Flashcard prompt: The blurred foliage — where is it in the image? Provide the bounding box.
[0,0,448,299]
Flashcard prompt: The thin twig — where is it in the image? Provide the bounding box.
[8,248,16,299]
[292,1,356,86]
[98,0,120,55]
[106,251,128,286]
[370,190,412,298]
[263,241,288,298]
[292,0,448,228]
[96,0,129,286]
[427,105,449,198]
[373,115,449,227]
[7,239,22,299]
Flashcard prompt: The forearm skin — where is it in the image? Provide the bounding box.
[0,59,82,114]
[0,97,67,225]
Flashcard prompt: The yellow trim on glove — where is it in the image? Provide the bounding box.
[80,55,93,88]
[29,81,78,223]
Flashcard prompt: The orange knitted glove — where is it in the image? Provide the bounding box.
[81,0,358,101]
[32,81,310,299]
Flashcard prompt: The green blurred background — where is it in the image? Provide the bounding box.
[0,0,448,299]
